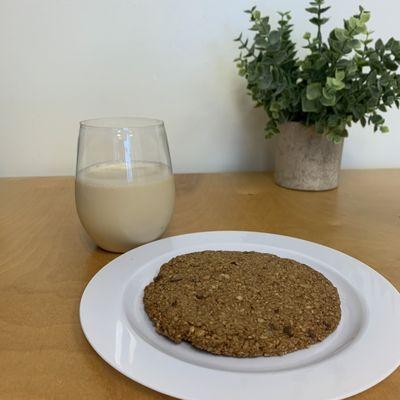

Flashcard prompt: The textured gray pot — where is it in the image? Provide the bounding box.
[274,122,344,191]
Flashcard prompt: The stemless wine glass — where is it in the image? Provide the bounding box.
[75,117,175,253]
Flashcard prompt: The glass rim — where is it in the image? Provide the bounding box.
[80,117,164,129]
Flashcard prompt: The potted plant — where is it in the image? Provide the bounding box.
[235,0,400,190]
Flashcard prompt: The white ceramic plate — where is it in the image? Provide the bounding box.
[80,231,400,400]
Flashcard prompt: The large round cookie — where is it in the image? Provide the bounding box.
[143,251,341,357]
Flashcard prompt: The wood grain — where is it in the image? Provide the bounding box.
[0,171,399,399]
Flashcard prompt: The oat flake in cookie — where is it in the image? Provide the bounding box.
[143,251,341,357]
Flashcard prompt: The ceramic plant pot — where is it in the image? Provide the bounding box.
[274,122,344,191]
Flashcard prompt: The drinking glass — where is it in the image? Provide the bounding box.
[75,117,175,253]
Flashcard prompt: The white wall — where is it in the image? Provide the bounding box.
[0,0,399,177]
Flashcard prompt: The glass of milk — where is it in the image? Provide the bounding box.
[75,117,175,253]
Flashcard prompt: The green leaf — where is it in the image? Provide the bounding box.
[255,36,267,48]
[321,94,336,106]
[350,39,361,49]
[321,97,337,107]
[367,70,377,86]
[305,7,319,14]
[360,11,370,24]
[314,56,328,69]
[334,28,348,42]
[270,101,280,112]
[383,57,398,71]
[335,70,345,81]
[321,87,336,105]
[320,6,331,13]
[269,30,280,45]
[306,82,322,100]
[309,17,322,25]
[371,114,384,125]
[274,51,287,64]
[346,62,358,75]
[375,39,384,51]
[258,73,273,90]
[326,77,345,91]
[328,114,339,127]
[349,17,358,30]
[359,24,368,34]
[306,7,319,14]
[331,133,345,143]
[238,38,248,49]
[380,125,389,133]
[302,94,320,112]
[315,120,325,134]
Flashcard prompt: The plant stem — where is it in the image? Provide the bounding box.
[317,3,322,51]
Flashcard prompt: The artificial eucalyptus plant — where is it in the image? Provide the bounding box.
[235,0,400,142]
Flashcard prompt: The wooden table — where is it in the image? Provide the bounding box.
[1,171,399,399]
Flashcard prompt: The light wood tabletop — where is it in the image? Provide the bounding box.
[0,170,399,399]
